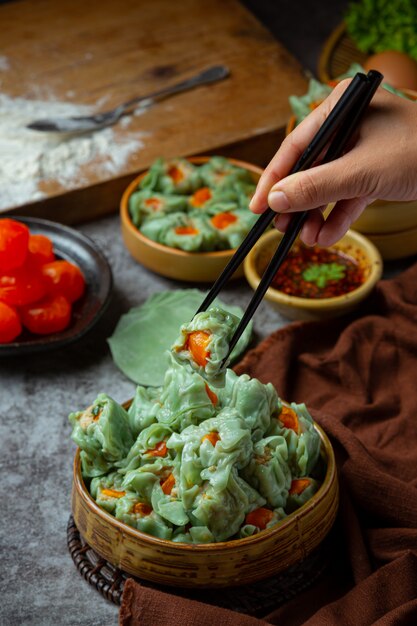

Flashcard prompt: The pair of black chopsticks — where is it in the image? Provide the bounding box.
[197,70,383,366]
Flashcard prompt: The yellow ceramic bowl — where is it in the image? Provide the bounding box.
[120,156,263,282]
[244,229,382,321]
[359,224,417,261]
[72,422,338,589]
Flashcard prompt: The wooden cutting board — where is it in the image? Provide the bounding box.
[1,0,307,224]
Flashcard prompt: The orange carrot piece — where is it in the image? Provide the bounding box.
[145,441,168,457]
[161,473,175,495]
[201,432,220,447]
[144,197,163,211]
[174,225,199,236]
[210,212,238,230]
[245,507,274,530]
[92,409,102,422]
[204,383,218,405]
[278,406,299,433]
[190,187,212,207]
[101,488,126,499]
[133,502,153,516]
[289,479,311,495]
[185,331,211,367]
[167,165,184,183]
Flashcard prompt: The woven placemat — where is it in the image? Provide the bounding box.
[67,515,331,615]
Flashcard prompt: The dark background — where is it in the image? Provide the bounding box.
[243,0,349,75]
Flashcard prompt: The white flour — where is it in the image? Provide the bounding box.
[0,93,146,211]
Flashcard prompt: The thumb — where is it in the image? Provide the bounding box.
[267,156,373,214]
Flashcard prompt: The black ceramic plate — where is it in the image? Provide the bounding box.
[0,217,113,355]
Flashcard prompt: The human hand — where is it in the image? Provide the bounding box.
[250,80,417,246]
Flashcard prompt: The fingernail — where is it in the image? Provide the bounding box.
[268,190,290,212]
[249,197,255,210]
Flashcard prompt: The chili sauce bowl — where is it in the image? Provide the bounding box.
[120,156,263,283]
[72,420,338,588]
[244,229,383,321]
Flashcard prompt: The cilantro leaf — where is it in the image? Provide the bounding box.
[302,263,346,288]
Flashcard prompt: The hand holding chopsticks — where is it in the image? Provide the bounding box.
[196,70,383,366]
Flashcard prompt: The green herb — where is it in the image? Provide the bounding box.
[302,263,346,288]
[345,0,417,60]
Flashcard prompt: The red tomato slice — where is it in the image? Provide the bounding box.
[0,264,46,306]
[0,301,22,343]
[0,219,29,271]
[41,260,85,303]
[28,234,55,266]
[20,294,71,335]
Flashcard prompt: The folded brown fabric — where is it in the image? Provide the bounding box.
[120,262,417,626]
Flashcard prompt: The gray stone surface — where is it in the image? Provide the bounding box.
[0,213,290,626]
[1,1,411,624]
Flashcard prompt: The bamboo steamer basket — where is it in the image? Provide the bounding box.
[120,156,263,282]
[72,422,338,588]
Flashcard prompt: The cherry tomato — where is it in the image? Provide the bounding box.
[0,264,46,306]
[20,294,71,335]
[0,219,29,271]
[0,301,22,343]
[41,260,85,303]
[28,234,55,266]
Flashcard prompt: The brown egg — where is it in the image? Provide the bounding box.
[363,50,417,91]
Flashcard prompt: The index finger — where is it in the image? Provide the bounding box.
[250,79,352,214]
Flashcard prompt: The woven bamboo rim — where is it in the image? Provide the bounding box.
[67,515,331,612]
[318,22,367,83]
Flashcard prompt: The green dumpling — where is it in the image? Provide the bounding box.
[286,477,320,513]
[172,525,214,544]
[127,385,160,439]
[239,506,286,538]
[172,306,240,385]
[241,435,291,508]
[129,189,188,227]
[139,157,202,194]
[267,402,321,477]
[140,212,185,244]
[208,208,258,249]
[90,471,126,513]
[190,469,254,542]
[289,78,332,125]
[168,407,253,501]
[157,353,216,431]
[163,215,218,252]
[199,156,253,189]
[188,185,239,213]
[69,394,134,478]
[217,369,278,441]
[231,180,257,210]
[115,492,173,539]
[120,422,174,473]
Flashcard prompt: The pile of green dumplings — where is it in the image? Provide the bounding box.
[128,156,259,252]
[69,307,323,544]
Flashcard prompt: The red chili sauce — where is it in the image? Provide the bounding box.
[271,245,365,299]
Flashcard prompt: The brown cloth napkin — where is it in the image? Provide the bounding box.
[120,262,417,626]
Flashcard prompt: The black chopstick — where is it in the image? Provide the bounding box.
[196,72,370,316]
[220,70,383,365]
